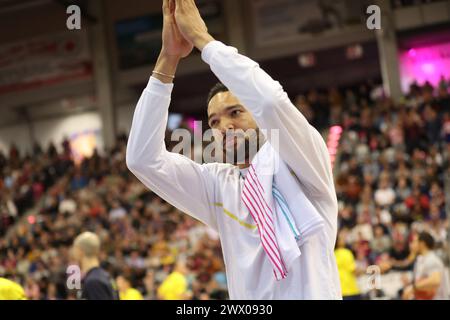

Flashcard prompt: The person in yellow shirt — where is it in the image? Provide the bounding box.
[0,277,27,300]
[335,232,362,300]
[116,275,144,300]
[157,261,189,300]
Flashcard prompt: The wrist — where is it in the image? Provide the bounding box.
[154,52,180,83]
[191,32,215,51]
[157,51,181,67]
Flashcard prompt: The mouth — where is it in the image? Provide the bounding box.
[223,137,237,149]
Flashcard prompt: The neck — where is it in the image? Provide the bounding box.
[238,162,250,169]
[235,135,265,169]
[237,154,254,169]
[81,257,99,274]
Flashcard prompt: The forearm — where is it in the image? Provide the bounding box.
[415,274,441,290]
[127,51,179,166]
[201,41,281,118]
[126,65,173,170]
[126,53,217,230]
[153,52,180,84]
[392,258,411,267]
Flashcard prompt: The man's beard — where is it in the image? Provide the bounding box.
[222,128,264,165]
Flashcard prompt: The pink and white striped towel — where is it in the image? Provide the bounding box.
[241,142,325,280]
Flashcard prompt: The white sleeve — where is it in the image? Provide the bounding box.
[126,77,218,230]
[201,41,334,198]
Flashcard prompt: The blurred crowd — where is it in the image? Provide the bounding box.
[1,75,449,300]
[328,77,449,298]
[0,134,227,300]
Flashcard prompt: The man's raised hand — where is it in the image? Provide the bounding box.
[174,0,215,51]
[161,0,193,58]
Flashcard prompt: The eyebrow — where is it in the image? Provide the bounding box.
[208,105,243,122]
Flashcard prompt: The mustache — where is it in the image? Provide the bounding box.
[219,129,259,146]
[215,129,264,165]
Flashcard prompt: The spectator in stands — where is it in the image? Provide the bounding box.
[72,232,119,300]
[335,232,361,300]
[402,232,450,300]
[116,274,143,300]
[374,174,396,207]
[24,277,40,300]
[157,260,189,300]
[370,224,391,262]
[0,277,27,300]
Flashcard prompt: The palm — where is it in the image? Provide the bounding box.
[162,0,193,58]
[163,19,193,58]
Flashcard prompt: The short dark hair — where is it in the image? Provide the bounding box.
[207,82,229,105]
[418,231,435,250]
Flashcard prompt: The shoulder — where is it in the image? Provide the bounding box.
[85,268,110,285]
[84,277,105,288]
[0,278,26,300]
[171,272,187,281]
[337,248,353,258]
[128,288,143,299]
[203,163,237,180]
[427,253,444,267]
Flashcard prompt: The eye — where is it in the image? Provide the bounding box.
[209,119,219,127]
[231,109,242,117]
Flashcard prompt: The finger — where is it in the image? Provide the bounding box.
[162,0,169,15]
[174,0,184,11]
[169,0,175,14]
[184,0,193,10]
[188,0,199,10]
[187,0,202,17]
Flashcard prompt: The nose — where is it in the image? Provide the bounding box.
[219,120,235,136]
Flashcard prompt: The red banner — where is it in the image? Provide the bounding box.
[0,31,92,95]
